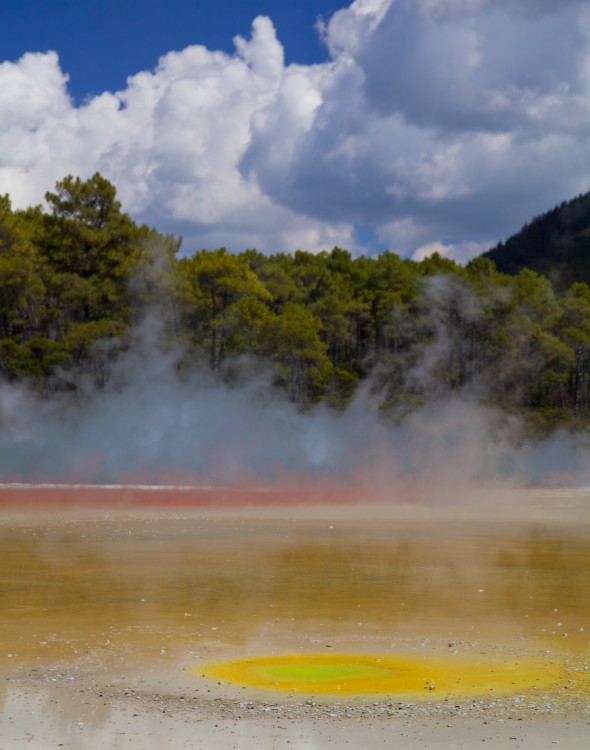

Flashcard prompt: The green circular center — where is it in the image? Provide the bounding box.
[253,659,390,683]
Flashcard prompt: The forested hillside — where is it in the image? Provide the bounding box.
[1,174,590,436]
[485,191,590,291]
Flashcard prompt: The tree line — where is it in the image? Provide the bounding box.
[1,174,589,435]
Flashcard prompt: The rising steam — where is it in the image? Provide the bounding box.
[0,344,588,496]
[0,256,589,497]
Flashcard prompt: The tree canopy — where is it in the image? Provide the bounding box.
[1,173,589,434]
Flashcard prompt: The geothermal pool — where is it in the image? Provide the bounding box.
[0,490,589,747]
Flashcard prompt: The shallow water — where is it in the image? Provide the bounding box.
[1,501,589,700]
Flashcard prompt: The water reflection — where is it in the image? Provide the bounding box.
[1,510,589,683]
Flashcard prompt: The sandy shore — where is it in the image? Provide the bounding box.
[3,666,590,750]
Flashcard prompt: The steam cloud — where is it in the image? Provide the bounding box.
[0,303,588,496]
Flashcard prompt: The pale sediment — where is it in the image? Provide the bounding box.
[3,664,590,750]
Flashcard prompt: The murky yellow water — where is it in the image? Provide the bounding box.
[1,501,589,702]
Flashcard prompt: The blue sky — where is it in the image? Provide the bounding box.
[1,0,589,261]
[1,1,334,102]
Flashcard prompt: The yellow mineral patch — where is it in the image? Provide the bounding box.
[200,652,569,698]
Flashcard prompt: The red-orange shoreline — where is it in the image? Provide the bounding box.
[0,482,368,509]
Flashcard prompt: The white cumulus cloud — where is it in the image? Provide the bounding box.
[1,1,590,261]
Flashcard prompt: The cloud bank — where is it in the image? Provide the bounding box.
[1,0,590,260]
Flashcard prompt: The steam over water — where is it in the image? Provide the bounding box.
[1,364,589,492]
[1,329,589,743]
[0,291,588,494]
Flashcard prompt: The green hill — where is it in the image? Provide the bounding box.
[484,191,590,290]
